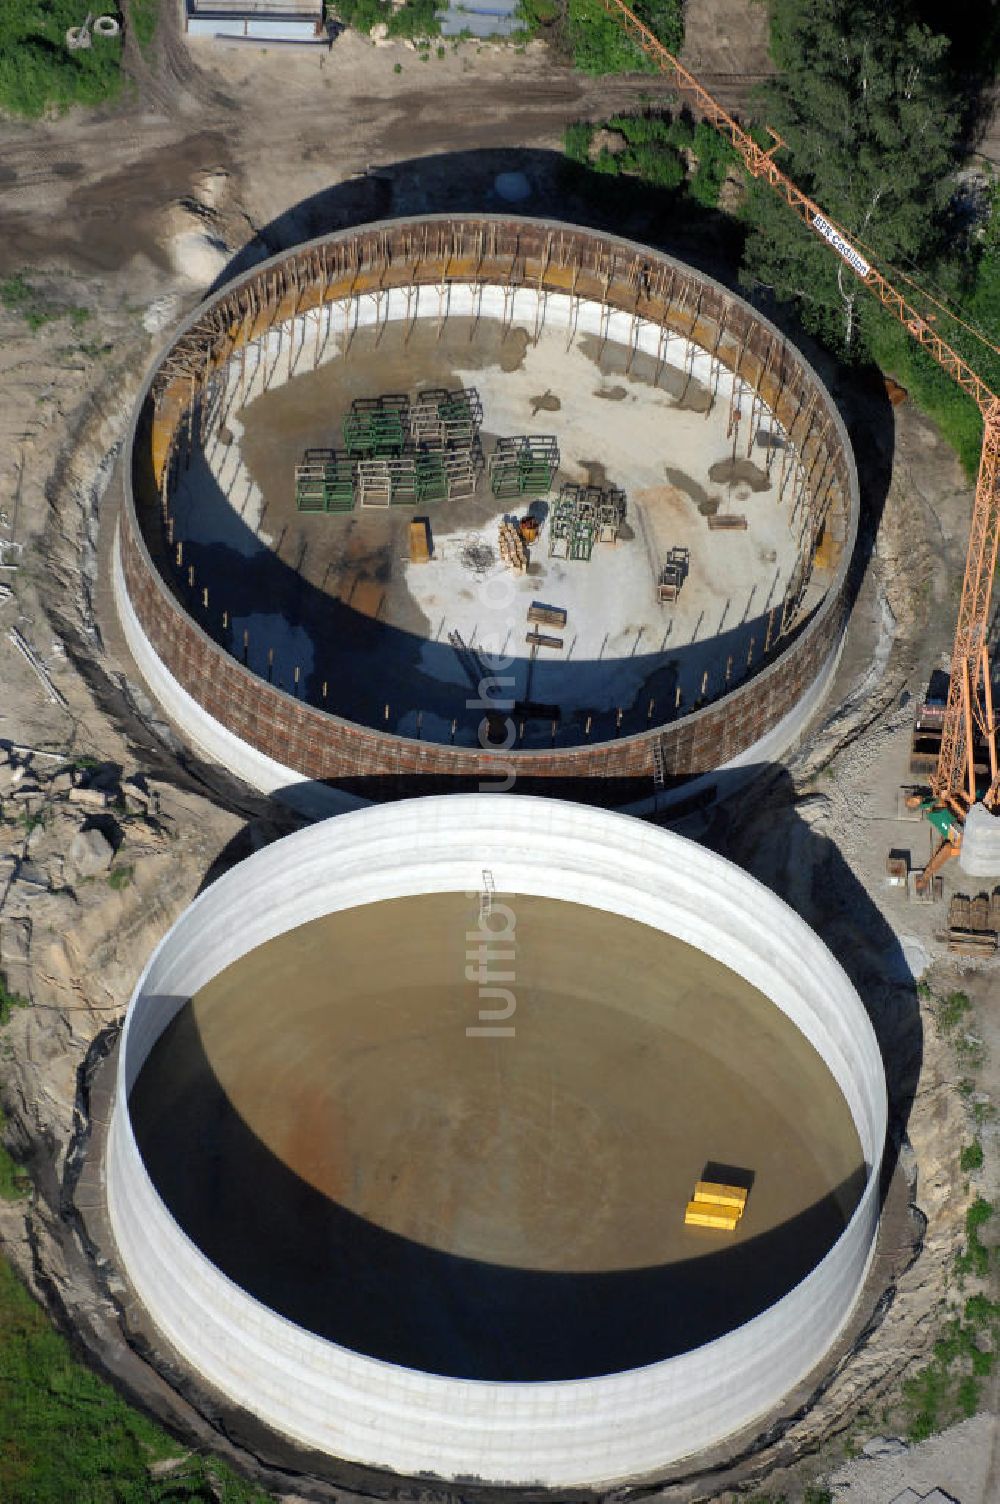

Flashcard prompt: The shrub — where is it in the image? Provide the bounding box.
[0,973,29,1029]
[0,3,123,117]
[518,0,560,27]
[955,1197,994,1279]
[937,989,972,1033]
[564,120,593,163]
[960,1140,984,1173]
[0,1110,29,1201]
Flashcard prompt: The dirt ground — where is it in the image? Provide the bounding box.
[0,2,997,1501]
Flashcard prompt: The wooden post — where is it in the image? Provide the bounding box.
[267,647,274,682]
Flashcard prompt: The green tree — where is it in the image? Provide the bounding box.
[741,0,959,356]
[566,0,683,76]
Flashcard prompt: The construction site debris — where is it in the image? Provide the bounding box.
[527,602,567,629]
[946,889,999,954]
[549,483,626,561]
[488,436,559,498]
[657,546,691,605]
[707,513,749,531]
[409,518,432,563]
[499,517,528,572]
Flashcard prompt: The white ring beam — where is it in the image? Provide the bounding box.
[107,795,886,1488]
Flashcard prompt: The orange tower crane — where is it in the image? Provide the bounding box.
[598,0,1000,870]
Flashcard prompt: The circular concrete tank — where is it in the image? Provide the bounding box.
[115,217,859,816]
[107,795,886,1489]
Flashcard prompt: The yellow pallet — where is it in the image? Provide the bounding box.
[694,1180,748,1212]
[684,1200,740,1231]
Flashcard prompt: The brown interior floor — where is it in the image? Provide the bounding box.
[130,893,866,1379]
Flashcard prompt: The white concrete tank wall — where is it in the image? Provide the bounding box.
[107,796,887,1488]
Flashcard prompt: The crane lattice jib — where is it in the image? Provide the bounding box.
[935,404,1000,809]
[599,0,1000,810]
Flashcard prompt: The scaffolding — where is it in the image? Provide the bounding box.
[488,436,559,498]
[151,219,852,697]
[342,395,410,457]
[548,483,625,562]
[294,448,355,513]
[409,387,484,449]
[356,451,452,508]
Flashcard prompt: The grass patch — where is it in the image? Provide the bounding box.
[0,2,123,117]
[903,1291,999,1438]
[0,973,29,1029]
[0,1256,276,1501]
[107,864,134,892]
[331,0,440,38]
[955,1197,995,1279]
[937,989,972,1033]
[129,0,159,52]
[961,1139,985,1173]
[1,274,91,334]
[0,1109,30,1201]
[0,274,59,332]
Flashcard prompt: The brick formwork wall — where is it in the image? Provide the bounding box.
[121,217,858,803]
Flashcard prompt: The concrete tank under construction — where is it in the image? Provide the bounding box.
[116,216,859,813]
[107,796,887,1490]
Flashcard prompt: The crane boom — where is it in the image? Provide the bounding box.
[598,0,1000,816]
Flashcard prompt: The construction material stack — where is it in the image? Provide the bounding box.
[488,436,559,498]
[683,1179,749,1231]
[343,396,409,459]
[657,546,690,604]
[548,483,625,561]
[294,449,355,513]
[499,517,529,572]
